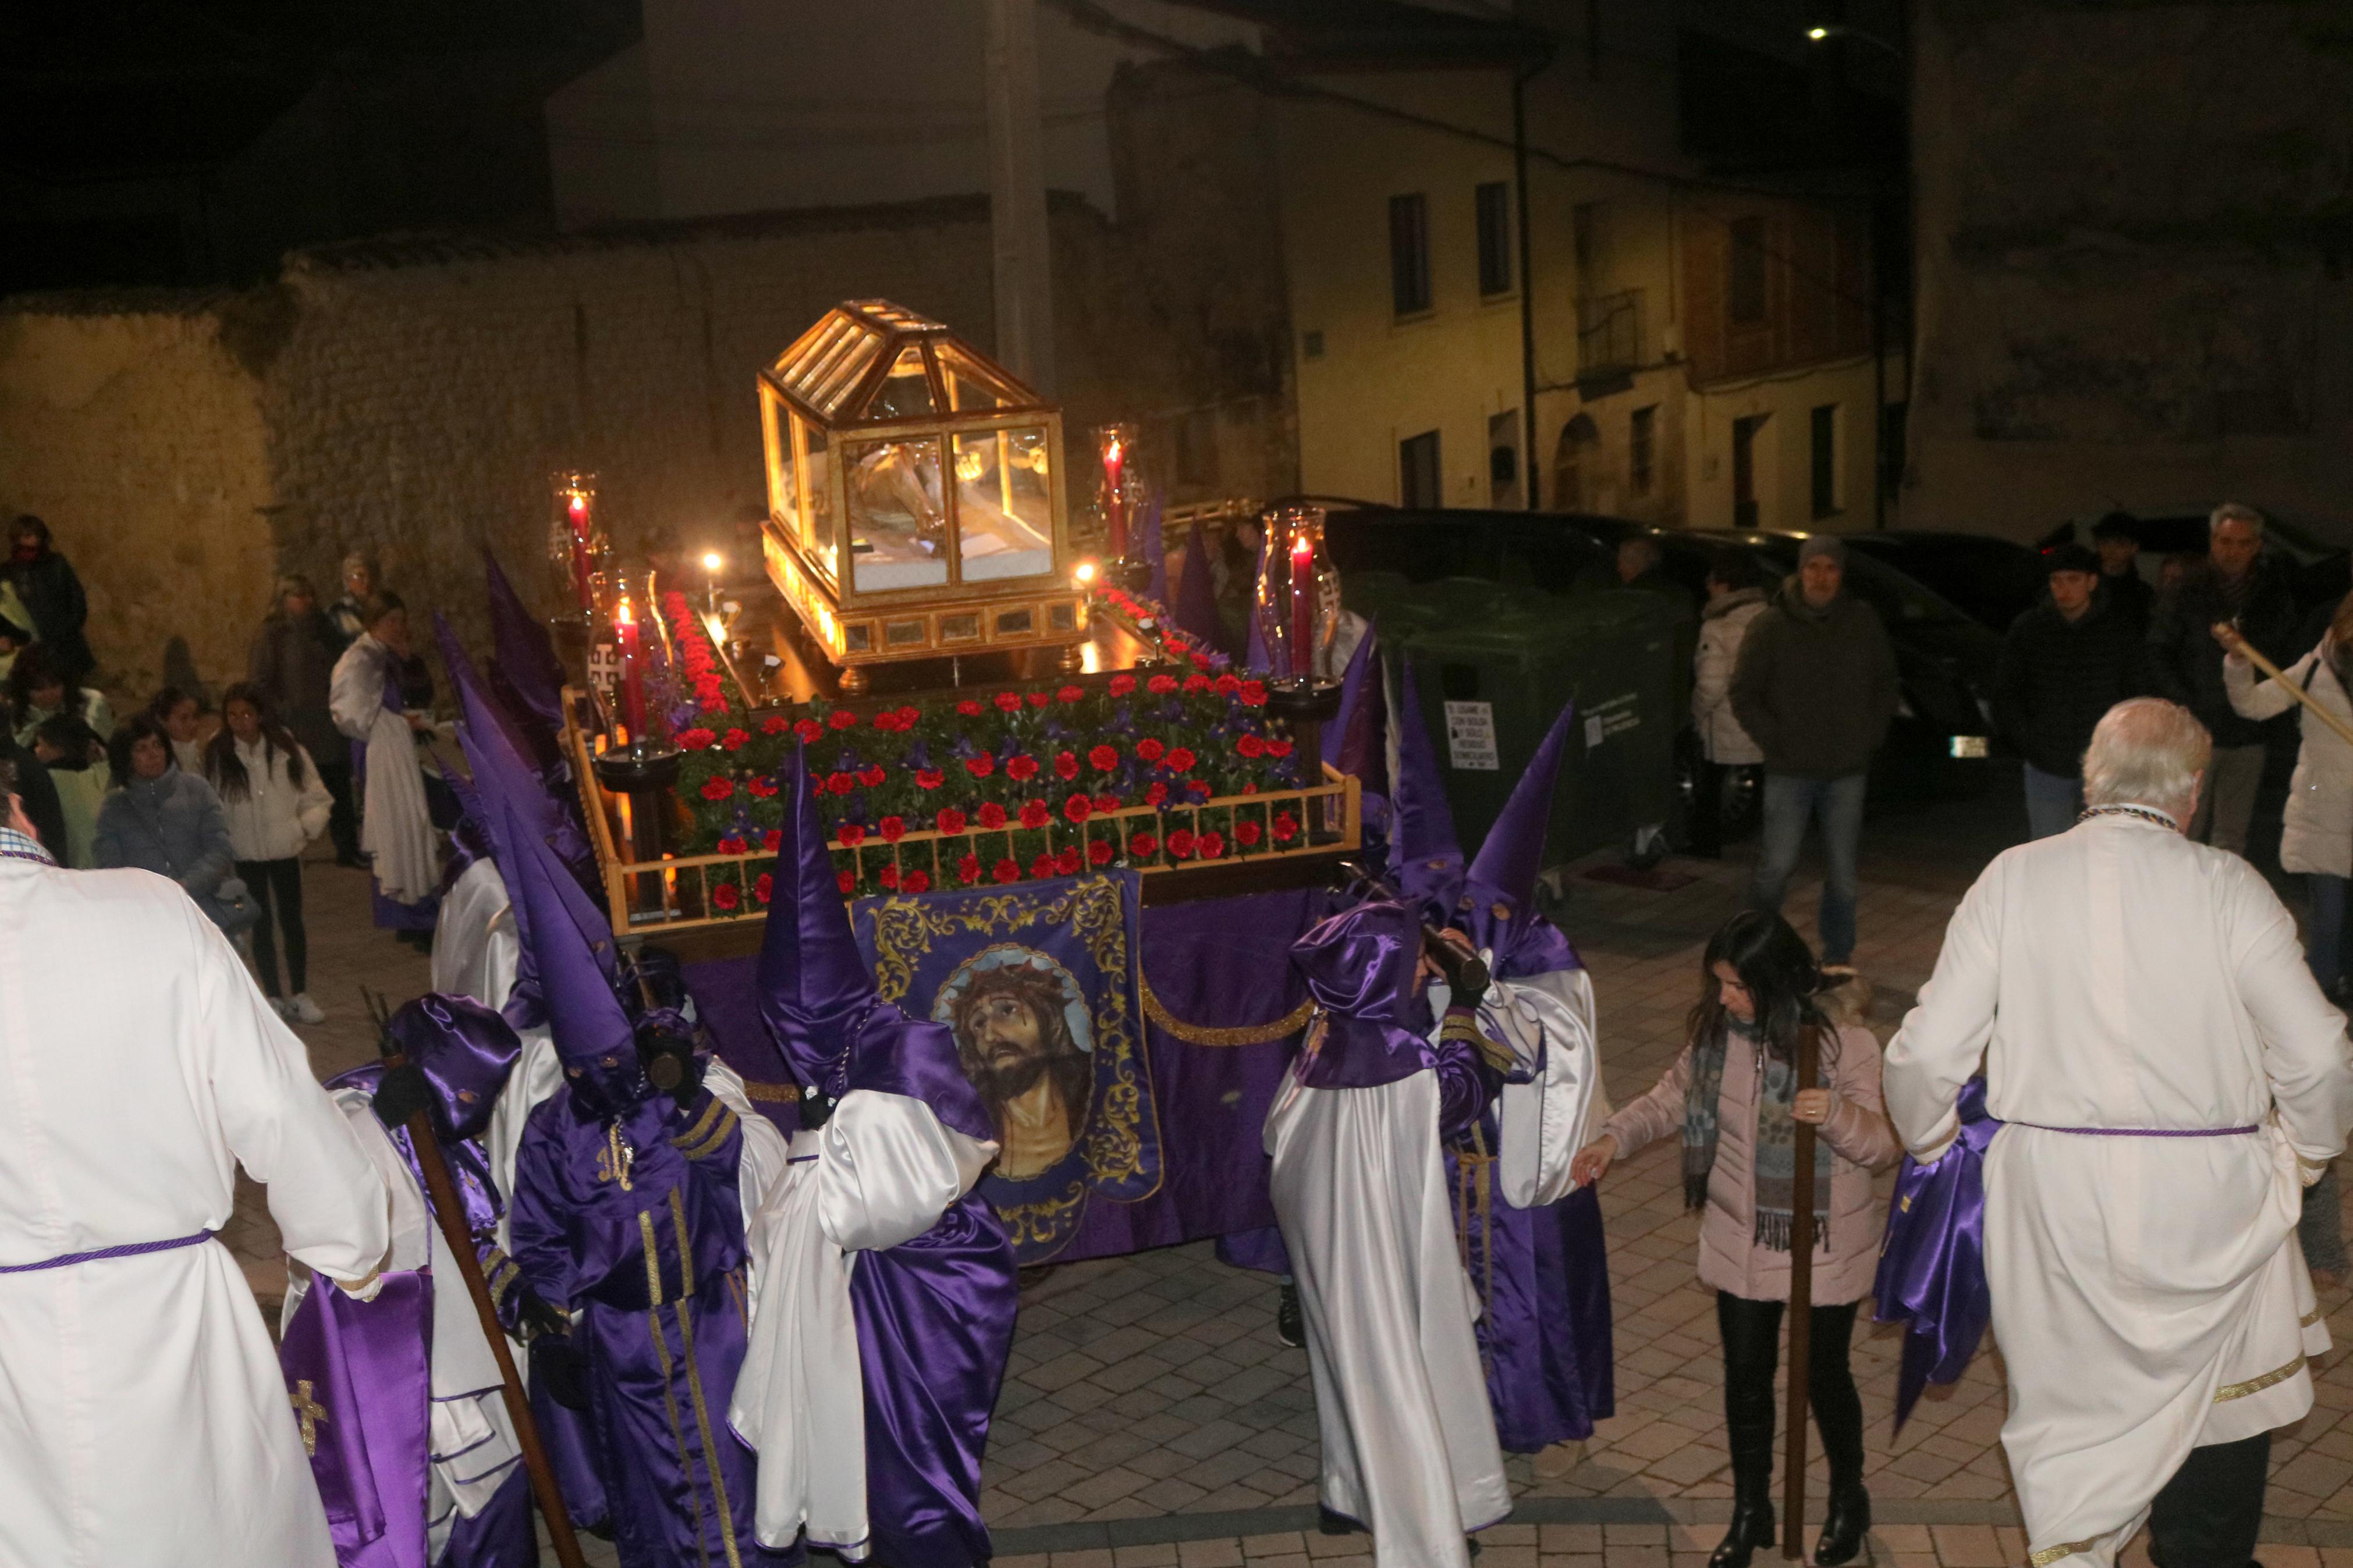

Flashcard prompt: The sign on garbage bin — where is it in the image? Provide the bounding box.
[1444,701,1500,771]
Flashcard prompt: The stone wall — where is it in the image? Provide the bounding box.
[1907,1,2353,538]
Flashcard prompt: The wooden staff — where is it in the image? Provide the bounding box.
[372,998,587,1568]
[1783,1029,1820,1560]
[2219,625,2353,751]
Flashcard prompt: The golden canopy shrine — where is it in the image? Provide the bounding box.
[758,299,1085,691]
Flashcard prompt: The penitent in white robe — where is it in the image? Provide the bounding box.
[331,632,439,908]
[1265,1029,1511,1568]
[1886,813,2353,1566]
[0,859,391,1568]
[729,1090,998,1558]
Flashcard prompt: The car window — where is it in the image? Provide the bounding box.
[1839,553,1972,627]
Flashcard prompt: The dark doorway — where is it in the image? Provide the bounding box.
[1733,413,1769,530]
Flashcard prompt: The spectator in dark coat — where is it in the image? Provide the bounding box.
[6,515,94,687]
[0,720,69,865]
[1993,543,2152,840]
[2091,511,2153,633]
[249,573,361,866]
[2146,503,2302,855]
[1729,535,1900,966]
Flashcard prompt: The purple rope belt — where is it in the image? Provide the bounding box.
[2013,1123,2260,1138]
[0,1229,217,1275]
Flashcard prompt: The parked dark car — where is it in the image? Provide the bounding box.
[1844,531,2049,633]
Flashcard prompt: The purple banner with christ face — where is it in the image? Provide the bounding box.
[278,1270,434,1568]
[682,883,1328,1266]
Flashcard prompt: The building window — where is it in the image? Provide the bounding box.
[1390,194,1432,317]
[1729,215,1767,326]
[1630,405,1657,496]
[1476,182,1513,297]
[1399,430,1443,507]
[1176,408,1219,486]
[1811,403,1840,518]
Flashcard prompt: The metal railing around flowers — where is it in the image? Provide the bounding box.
[566,691,1360,936]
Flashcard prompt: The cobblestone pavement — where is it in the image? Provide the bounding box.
[264,781,2353,1568]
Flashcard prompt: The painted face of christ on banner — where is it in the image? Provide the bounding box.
[945,949,1093,1181]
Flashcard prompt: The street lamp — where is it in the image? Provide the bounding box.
[1806,23,1902,58]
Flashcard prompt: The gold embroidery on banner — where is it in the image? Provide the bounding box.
[2214,1354,2306,1403]
[675,1298,746,1568]
[639,1211,665,1308]
[1138,975,1315,1047]
[289,1379,327,1457]
[645,1309,711,1567]
[672,1097,726,1151]
[2029,1539,2098,1567]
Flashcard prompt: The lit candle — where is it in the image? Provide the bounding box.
[567,492,594,611]
[1102,432,1127,559]
[1289,529,1315,681]
[615,595,647,738]
[702,550,723,613]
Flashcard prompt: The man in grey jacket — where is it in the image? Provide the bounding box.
[1729,536,1900,964]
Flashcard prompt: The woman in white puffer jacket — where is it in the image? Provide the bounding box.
[204,681,333,1023]
[1689,547,1771,857]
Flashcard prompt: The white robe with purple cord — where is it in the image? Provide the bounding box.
[1886,812,2353,1565]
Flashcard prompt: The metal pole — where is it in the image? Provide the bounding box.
[1514,61,1541,510]
[1783,1032,1820,1558]
[381,1043,588,1568]
[985,0,1057,395]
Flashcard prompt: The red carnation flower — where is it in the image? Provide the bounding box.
[870,711,899,734]
[1166,828,1197,859]
[1190,652,1214,672]
[1237,734,1267,759]
[957,854,982,885]
[1025,691,1050,709]
[1064,793,1092,823]
[700,777,736,802]
[825,771,856,796]
[1165,747,1196,773]
[795,719,824,744]
[764,829,783,852]
[722,728,750,751]
[1006,754,1040,782]
[754,872,773,904]
[965,755,995,779]
[1092,792,1120,815]
[699,696,730,717]
[712,881,741,911]
[1031,853,1059,879]
[1109,674,1137,697]
[993,691,1023,713]
[1054,750,1080,780]
[1130,830,1159,858]
[1267,738,1294,759]
[993,858,1022,884]
[1146,782,1169,806]
[915,768,945,791]
[828,710,860,730]
[1136,738,1166,764]
[936,807,968,835]
[896,706,920,727]
[1147,674,1179,695]
[677,727,717,751]
[1198,831,1226,860]
[837,823,866,847]
[958,698,984,717]
[1088,839,1114,866]
[1057,685,1084,705]
[762,714,793,735]
[1089,744,1120,773]
[1242,783,1259,795]
[878,816,906,843]
[716,835,747,855]
[903,869,932,894]
[1214,673,1241,695]
[1054,847,1083,876]
[1273,812,1298,843]
[977,802,1009,830]
[1240,680,1268,707]
[1183,674,1213,695]
[878,865,901,890]
[1018,800,1051,830]
[858,766,886,788]
[1237,819,1263,847]
[747,776,778,798]
[837,870,856,894]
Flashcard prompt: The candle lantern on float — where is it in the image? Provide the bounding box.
[549,471,602,623]
[1095,422,1152,593]
[1255,502,1346,808]
[757,300,1083,691]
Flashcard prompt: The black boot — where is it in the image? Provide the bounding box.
[1276,1282,1305,1348]
[1815,1481,1871,1566]
[1709,1419,1777,1568]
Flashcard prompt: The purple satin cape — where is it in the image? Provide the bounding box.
[279,1270,434,1568]
[442,1465,536,1568]
[1872,1076,2000,1429]
[1290,899,1438,1091]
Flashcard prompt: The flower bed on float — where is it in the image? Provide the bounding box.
[566,591,1355,929]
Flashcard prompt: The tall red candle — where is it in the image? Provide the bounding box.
[616,597,647,737]
[567,493,594,611]
[1102,433,1127,559]
[1289,530,1315,680]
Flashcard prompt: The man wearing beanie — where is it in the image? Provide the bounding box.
[1729,534,1898,965]
[1992,542,2152,839]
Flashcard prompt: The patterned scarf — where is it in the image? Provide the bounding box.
[1681,1017,1834,1252]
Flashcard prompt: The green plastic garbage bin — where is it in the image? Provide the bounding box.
[1399,589,1681,869]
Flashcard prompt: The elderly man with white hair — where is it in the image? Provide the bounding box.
[1886,696,2353,1567]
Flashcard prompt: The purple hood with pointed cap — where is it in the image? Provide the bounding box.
[1459,701,1582,978]
[484,547,567,738]
[1387,659,1464,925]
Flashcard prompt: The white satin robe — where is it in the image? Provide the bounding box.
[1264,1018,1511,1568]
[1886,813,2353,1565]
[1481,968,1606,1210]
[0,861,391,1568]
[728,1090,998,1558]
[331,634,439,908]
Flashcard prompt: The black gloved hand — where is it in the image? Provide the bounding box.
[798,1085,835,1131]
[638,1030,704,1108]
[372,1062,434,1132]
[515,1286,570,1342]
[1428,938,1490,1016]
[531,1333,591,1412]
